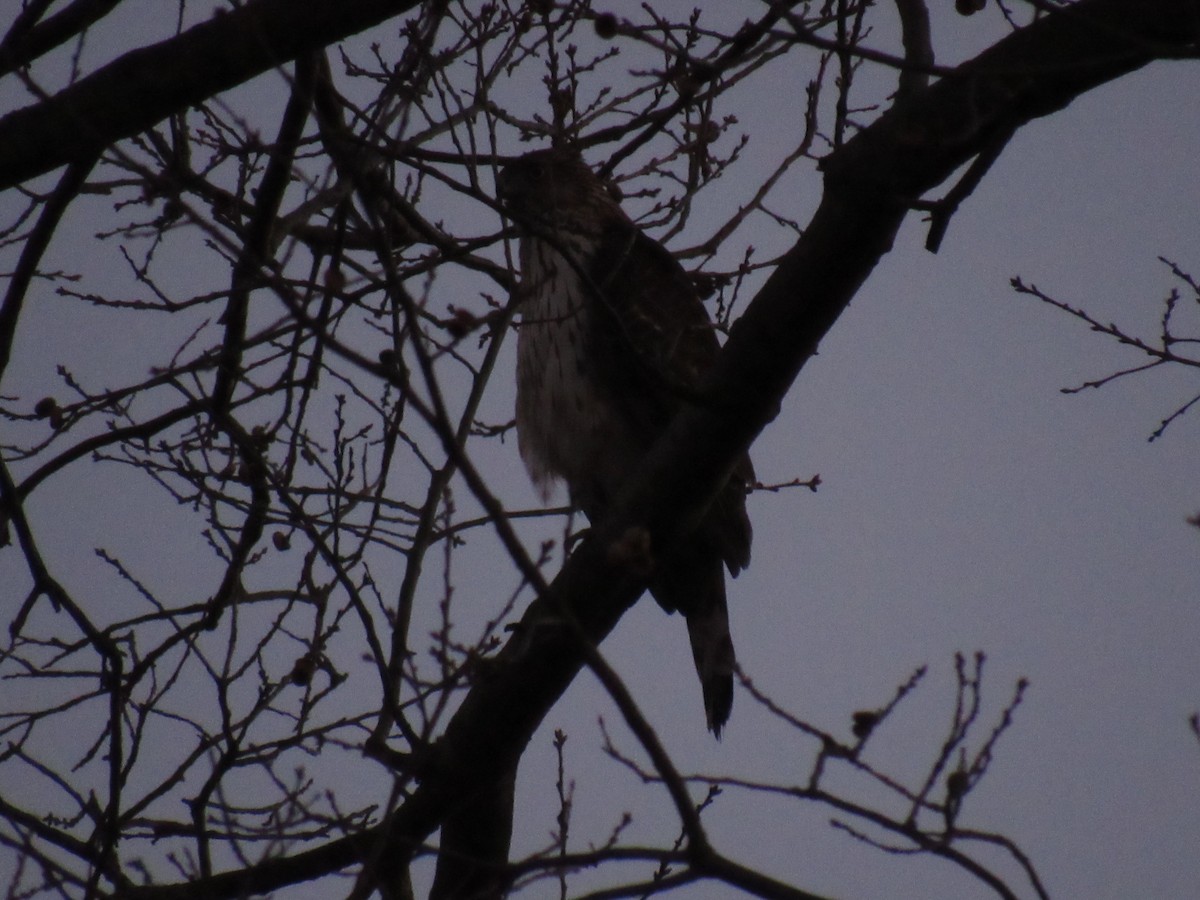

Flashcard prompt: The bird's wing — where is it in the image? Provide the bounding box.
[585,221,752,574]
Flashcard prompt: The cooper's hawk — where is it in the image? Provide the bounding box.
[497,148,753,736]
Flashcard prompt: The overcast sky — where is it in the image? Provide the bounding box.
[496,9,1200,899]
[1,3,1197,899]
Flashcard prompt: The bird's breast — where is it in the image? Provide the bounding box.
[515,238,624,501]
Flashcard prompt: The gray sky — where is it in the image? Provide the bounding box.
[491,12,1200,899]
[1,3,1197,899]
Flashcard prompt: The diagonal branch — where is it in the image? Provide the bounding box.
[379,0,1200,885]
[0,0,123,76]
[112,1,1200,897]
[0,0,424,190]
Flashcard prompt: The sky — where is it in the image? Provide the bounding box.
[490,11,1200,898]
[1,3,1198,899]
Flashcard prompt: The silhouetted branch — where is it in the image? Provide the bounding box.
[0,0,425,190]
[3,3,1197,898]
[1013,258,1200,440]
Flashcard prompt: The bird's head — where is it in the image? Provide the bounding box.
[496,148,623,235]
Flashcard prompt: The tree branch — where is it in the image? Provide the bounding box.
[110,1,1200,896]
[0,0,424,190]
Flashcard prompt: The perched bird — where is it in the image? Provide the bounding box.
[496,148,753,736]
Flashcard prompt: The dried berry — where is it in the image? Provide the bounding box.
[947,770,970,797]
[289,654,317,686]
[445,306,479,338]
[851,710,880,739]
[594,12,618,39]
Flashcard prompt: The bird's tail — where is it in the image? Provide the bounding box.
[684,582,736,738]
[650,549,736,736]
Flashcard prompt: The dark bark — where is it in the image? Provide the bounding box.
[429,771,516,900]
[373,0,1200,891]
[99,1,1199,896]
[0,0,423,189]
[0,0,123,76]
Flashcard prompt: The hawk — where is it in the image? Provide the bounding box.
[497,148,753,736]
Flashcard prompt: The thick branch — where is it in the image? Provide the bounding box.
[113,1,1200,897]
[0,156,96,381]
[0,0,422,189]
[0,0,122,76]
[375,0,1200,888]
[382,0,1200,881]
